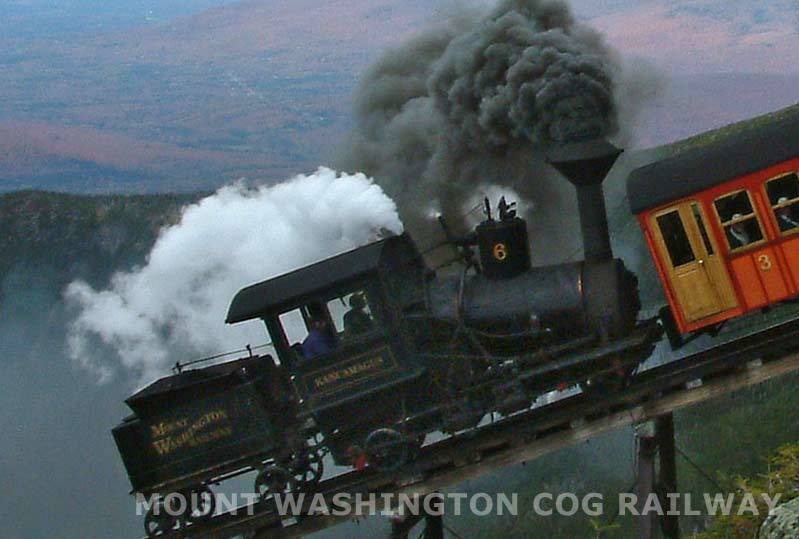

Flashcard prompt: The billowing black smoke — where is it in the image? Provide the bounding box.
[338,0,647,264]
[429,0,615,147]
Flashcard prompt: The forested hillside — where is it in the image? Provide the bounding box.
[0,190,199,291]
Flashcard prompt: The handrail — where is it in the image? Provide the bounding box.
[172,343,273,373]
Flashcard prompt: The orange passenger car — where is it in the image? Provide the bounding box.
[628,111,799,344]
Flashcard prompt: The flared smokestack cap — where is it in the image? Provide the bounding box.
[545,139,623,186]
[546,139,622,262]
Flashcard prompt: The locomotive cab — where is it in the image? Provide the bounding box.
[260,282,417,413]
[226,234,431,464]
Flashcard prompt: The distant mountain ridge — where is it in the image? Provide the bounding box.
[0,191,200,296]
[2,0,799,194]
[0,0,433,193]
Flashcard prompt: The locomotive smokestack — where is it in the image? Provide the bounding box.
[546,140,622,262]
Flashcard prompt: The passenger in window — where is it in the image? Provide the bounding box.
[302,318,335,359]
[344,293,374,336]
[776,197,799,232]
[727,214,752,249]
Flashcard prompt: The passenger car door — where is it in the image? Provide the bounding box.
[651,202,738,323]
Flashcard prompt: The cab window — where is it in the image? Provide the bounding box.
[279,303,337,362]
[766,173,799,234]
[277,291,379,363]
[279,308,309,345]
[326,290,377,340]
[713,191,764,251]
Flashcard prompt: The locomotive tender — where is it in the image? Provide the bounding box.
[114,139,664,535]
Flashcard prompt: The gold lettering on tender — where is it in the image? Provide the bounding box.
[150,418,189,438]
[149,408,231,456]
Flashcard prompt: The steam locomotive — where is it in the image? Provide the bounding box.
[113,139,665,535]
[113,105,799,535]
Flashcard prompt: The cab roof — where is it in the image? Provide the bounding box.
[226,234,414,324]
[627,104,799,214]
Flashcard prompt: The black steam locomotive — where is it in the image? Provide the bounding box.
[113,139,662,535]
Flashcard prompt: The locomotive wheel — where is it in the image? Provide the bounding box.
[185,485,216,523]
[446,360,475,395]
[581,367,634,397]
[364,428,409,472]
[254,465,294,500]
[306,431,330,457]
[291,450,324,489]
[144,502,179,537]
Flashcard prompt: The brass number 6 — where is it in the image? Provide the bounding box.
[758,254,773,271]
[493,243,508,261]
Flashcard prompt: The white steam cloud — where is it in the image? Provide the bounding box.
[66,167,403,384]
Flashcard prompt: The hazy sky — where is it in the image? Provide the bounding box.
[3,0,799,74]
[0,0,799,72]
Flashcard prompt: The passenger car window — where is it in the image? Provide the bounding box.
[327,290,376,339]
[766,173,799,233]
[713,191,764,251]
[656,211,695,267]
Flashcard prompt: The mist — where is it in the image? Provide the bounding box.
[65,168,403,383]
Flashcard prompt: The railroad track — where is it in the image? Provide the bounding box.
[148,312,799,539]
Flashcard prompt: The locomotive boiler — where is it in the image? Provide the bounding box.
[406,139,657,429]
[426,140,640,342]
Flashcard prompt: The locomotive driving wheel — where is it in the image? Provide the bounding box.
[254,465,295,500]
[581,361,635,396]
[290,449,324,490]
[364,428,410,472]
[144,496,181,537]
[144,510,177,537]
[184,484,216,523]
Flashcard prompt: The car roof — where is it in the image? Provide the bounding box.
[627,104,799,214]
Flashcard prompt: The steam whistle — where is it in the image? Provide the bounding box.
[437,214,478,267]
[498,197,517,220]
